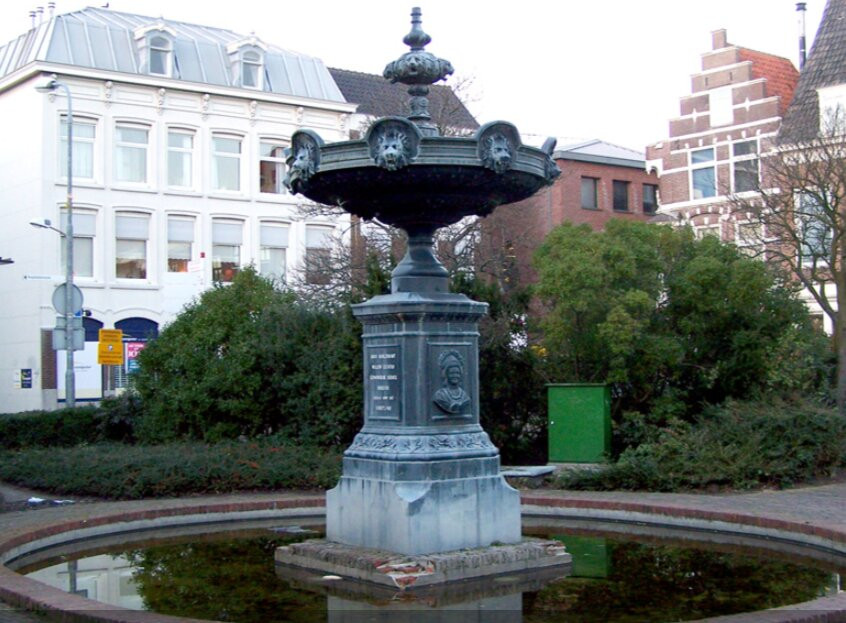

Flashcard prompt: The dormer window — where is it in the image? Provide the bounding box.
[241,50,263,89]
[149,35,172,76]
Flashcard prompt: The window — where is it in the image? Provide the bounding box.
[732,140,759,193]
[797,191,832,266]
[241,50,263,89]
[643,184,658,214]
[149,35,172,77]
[305,225,333,285]
[260,223,288,281]
[581,177,598,209]
[167,216,194,273]
[212,135,241,191]
[691,148,716,199]
[695,223,721,240]
[60,117,96,180]
[114,124,148,184]
[167,130,193,188]
[612,180,629,212]
[212,220,242,282]
[115,213,149,279]
[60,209,95,278]
[259,141,287,194]
[734,222,763,257]
[709,87,733,127]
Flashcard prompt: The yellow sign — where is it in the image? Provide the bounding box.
[98,329,124,365]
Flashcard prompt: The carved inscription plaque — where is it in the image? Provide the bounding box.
[367,345,401,420]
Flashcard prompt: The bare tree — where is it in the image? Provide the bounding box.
[728,109,846,411]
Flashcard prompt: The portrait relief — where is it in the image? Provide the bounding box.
[432,349,471,415]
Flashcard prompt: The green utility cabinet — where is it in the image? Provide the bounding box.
[547,383,611,463]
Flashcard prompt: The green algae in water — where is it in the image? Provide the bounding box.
[26,531,837,622]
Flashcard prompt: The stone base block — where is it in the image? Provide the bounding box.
[275,538,571,590]
[326,474,521,555]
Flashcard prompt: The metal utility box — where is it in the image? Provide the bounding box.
[547,383,611,463]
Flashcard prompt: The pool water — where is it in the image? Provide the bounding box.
[24,527,841,622]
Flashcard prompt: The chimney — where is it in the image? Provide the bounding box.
[29,10,36,28]
[36,6,44,23]
[48,2,55,18]
[796,2,807,69]
[712,29,728,50]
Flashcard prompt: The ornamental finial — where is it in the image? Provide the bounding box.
[403,7,431,50]
[383,7,454,137]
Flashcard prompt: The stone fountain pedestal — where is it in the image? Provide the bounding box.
[326,291,520,555]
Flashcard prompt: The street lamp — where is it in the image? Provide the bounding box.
[35,77,76,408]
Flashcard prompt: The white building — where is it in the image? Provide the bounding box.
[0,7,355,412]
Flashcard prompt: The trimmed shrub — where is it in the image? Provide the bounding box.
[557,398,846,491]
[0,407,101,449]
[0,441,341,499]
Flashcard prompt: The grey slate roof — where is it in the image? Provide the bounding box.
[0,7,345,102]
[328,67,478,131]
[779,0,846,142]
[554,139,645,169]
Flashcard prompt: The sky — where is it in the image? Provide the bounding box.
[0,0,827,153]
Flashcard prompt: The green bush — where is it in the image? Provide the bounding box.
[557,398,846,491]
[533,221,830,432]
[0,441,341,499]
[133,268,362,445]
[0,406,101,449]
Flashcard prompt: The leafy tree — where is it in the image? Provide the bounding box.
[452,273,547,464]
[133,268,361,444]
[533,220,824,432]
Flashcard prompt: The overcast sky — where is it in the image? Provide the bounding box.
[0,0,827,152]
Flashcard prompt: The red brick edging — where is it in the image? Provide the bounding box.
[0,493,843,623]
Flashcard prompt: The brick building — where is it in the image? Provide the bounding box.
[481,140,658,288]
[645,29,799,240]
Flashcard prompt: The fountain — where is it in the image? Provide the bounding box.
[276,7,567,587]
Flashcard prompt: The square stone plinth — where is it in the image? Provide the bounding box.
[275,538,571,590]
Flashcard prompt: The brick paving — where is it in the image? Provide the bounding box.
[0,481,843,622]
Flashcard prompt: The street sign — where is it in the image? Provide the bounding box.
[98,329,124,365]
[52,283,84,315]
[52,316,84,351]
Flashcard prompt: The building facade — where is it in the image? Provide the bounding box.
[0,7,355,412]
[645,29,799,242]
[481,140,659,289]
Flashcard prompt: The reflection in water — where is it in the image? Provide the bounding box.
[26,531,838,623]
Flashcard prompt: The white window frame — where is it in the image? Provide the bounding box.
[304,224,334,285]
[709,87,734,127]
[733,220,763,257]
[212,218,244,282]
[731,139,759,194]
[690,147,716,200]
[113,122,151,186]
[148,34,173,77]
[167,215,196,273]
[114,211,151,280]
[694,222,721,240]
[211,133,243,193]
[796,190,832,267]
[59,115,98,182]
[259,139,288,195]
[166,128,195,190]
[259,222,289,282]
[241,49,263,90]
[60,207,98,280]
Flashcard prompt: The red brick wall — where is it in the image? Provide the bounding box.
[479,158,658,288]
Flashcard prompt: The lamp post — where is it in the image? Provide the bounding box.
[36,77,75,408]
